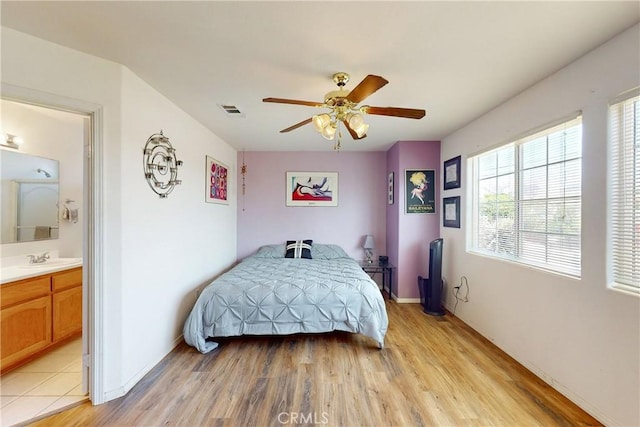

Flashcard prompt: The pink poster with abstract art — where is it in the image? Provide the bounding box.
[206,156,229,204]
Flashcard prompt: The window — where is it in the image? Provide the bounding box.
[469,116,582,277]
[610,93,639,293]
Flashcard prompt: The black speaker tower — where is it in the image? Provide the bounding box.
[418,238,445,316]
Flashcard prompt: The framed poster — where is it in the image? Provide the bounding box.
[443,196,461,228]
[388,172,394,205]
[444,155,461,190]
[286,172,338,207]
[205,156,229,204]
[405,169,436,214]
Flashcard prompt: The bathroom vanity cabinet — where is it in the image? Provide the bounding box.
[1,267,82,374]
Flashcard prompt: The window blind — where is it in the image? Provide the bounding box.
[470,117,582,277]
[610,94,639,292]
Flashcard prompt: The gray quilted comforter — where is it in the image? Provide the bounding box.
[183,244,388,353]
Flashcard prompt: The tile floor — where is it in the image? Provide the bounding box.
[0,338,87,426]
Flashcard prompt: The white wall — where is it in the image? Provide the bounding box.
[1,28,238,402]
[441,24,640,426]
[119,69,237,391]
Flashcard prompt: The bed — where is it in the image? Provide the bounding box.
[183,242,388,353]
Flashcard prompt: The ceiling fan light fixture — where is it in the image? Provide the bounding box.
[263,72,426,149]
[312,113,331,132]
[346,112,368,138]
[354,123,369,138]
[321,123,337,140]
[347,113,364,129]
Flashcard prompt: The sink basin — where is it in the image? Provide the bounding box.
[19,258,81,269]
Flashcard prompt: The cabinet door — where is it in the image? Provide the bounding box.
[53,286,82,341]
[1,296,52,369]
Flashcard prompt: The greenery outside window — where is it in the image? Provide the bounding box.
[609,92,639,294]
[469,116,582,277]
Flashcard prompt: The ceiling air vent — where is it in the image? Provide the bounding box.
[218,104,245,118]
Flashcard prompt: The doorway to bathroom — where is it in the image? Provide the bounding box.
[0,98,91,426]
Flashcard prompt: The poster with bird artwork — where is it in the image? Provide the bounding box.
[286,172,338,207]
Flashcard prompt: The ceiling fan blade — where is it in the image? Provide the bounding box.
[342,120,367,140]
[280,118,313,133]
[345,75,389,104]
[364,106,426,119]
[263,97,323,107]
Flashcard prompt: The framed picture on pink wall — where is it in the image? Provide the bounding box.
[286,172,338,207]
[205,156,229,204]
[388,172,394,205]
[405,169,436,214]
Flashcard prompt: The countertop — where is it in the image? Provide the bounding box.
[1,258,83,284]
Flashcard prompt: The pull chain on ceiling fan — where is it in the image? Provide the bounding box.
[263,72,426,150]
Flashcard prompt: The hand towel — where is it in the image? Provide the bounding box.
[34,226,51,239]
[69,209,79,224]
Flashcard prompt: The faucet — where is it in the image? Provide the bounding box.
[27,252,50,264]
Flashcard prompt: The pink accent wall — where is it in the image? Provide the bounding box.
[386,141,441,299]
[237,151,387,260]
[386,144,400,290]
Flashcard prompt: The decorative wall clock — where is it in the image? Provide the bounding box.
[142,130,183,198]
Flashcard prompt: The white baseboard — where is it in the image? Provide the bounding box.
[393,296,421,303]
[103,335,184,403]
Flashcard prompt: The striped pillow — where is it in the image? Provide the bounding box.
[285,240,313,259]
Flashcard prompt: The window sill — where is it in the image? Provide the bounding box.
[608,282,640,297]
[467,249,582,281]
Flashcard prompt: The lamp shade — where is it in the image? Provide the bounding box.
[312,114,331,132]
[354,123,369,138]
[347,113,364,129]
[321,122,337,140]
[363,235,375,250]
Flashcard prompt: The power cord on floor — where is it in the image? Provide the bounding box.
[452,276,469,315]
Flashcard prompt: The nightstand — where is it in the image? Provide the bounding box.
[359,261,395,299]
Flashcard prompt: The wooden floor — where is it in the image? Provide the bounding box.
[30,301,601,426]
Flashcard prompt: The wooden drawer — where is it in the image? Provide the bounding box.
[52,267,82,292]
[1,276,50,309]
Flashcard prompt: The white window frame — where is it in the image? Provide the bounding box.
[468,115,583,277]
[609,89,639,295]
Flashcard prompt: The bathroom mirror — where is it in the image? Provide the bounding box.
[0,150,60,243]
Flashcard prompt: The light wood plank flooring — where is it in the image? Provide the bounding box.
[30,302,601,426]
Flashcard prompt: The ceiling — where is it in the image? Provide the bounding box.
[2,1,638,152]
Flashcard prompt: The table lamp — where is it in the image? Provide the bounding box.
[363,235,375,264]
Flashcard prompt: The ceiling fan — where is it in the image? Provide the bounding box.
[263,72,426,149]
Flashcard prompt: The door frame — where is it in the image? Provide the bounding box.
[1,83,105,404]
